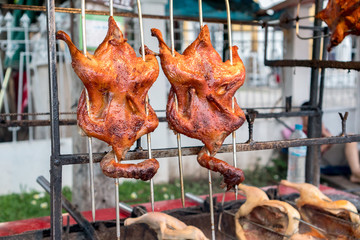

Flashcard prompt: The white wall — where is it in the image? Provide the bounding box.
[0,138,73,195]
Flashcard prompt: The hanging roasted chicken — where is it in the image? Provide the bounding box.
[316,0,360,51]
[56,16,160,180]
[280,180,360,239]
[151,25,246,190]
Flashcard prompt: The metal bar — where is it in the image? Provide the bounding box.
[170,0,185,208]
[115,177,120,240]
[264,59,360,70]
[59,134,360,165]
[0,4,265,26]
[198,0,203,27]
[109,0,113,17]
[208,170,216,240]
[0,111,76,117]
[0,119,77,127]
[37,176,99,240]
[88,137,96,222]
[119,202,133,214]
[23,16,33,141]
[46,0,62,239]
[0,111,320,128]
[185,192,205,204]
[306,0,324,186]
[318,27,329,109]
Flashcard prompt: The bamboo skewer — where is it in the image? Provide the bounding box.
[80,0,96,223]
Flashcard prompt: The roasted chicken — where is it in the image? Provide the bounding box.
[125,212,209,240]
[151,26,246,190]
[56,17,159,180]
[235,184,302,240]
[280,180,360,239]
[317,0,360,51]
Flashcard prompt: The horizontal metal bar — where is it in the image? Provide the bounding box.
[59,134,360,165]
[0,4,264,26]
[0,112,75,117]
[265,59,360,70]
[0,111,316,128]
[0,119,77,127]
[256,110,318,118]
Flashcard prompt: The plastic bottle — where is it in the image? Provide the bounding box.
[287,124,307,183]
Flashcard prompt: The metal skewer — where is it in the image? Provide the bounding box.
[107,2,121,239]
[225,0,238,200]
[169,0,186,208]
[115,155,121,240]
[80,0,96,223]
[136,0,155,212]
[293,217,345,238]
[198,0,215,237]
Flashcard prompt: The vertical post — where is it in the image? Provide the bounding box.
[46,0,63,239]
[305,0,323,186]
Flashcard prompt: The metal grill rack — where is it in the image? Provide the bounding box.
[1,0,360,239]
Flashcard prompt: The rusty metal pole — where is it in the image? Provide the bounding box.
[46,0,62,238]
[305,0,324,186]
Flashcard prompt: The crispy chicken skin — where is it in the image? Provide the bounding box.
[151,25,246,190]
[317,0,360,51]
[281,180,360,239]
[56,17,159,180]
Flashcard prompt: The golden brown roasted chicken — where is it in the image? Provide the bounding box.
[317,0,360,51]
[56,17,159,180]
[125,212,209,240]
[151,26,246,190]
[281,180,360,239]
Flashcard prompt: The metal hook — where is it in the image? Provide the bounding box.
[295,0,330,40]
[338,112,349,137]
[245,110,257,143]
